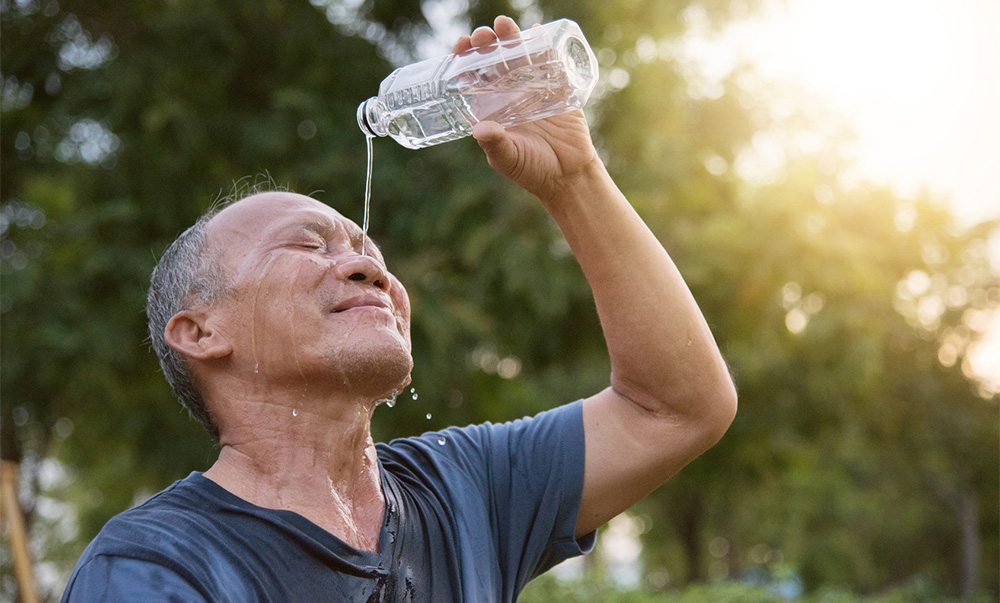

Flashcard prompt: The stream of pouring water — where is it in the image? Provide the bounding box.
[362,135,421,412]
[362,133,373,257]
[364,132,396,410]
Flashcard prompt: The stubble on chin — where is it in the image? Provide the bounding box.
[323,337,414,400]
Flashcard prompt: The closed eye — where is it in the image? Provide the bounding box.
[289,240,321,249]
[291,233,328,252]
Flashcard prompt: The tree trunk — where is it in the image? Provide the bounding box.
[957,490,980,599]
[1,461,39,603]
[675,493,705,583]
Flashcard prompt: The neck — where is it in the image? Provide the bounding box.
[203,388,386,552]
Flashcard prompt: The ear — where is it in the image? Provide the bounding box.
[164,310,233,361]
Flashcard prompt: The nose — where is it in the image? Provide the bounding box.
[334,254,389,290]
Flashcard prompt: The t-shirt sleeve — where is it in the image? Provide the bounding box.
[416,400,597,593]
[62,555,208,602]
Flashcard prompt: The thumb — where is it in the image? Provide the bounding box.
[472,121,518,175]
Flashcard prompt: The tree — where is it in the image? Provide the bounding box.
[2,0,997,599]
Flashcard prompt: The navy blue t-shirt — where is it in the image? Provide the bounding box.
[62,401,595,602]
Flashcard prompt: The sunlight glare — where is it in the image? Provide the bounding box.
[677,0,1000,225]
[965,309,1000,397]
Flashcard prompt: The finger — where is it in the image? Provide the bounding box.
[495,16,528,69]
[472,120,505,143]
[493,15,520,39]
[452,35,472,54]
[472,121,517,174]
[469,25,499,49]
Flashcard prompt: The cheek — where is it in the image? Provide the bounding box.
[389,302,411,346]
[397,314,412,348]
[241,259,323,335]
[389,279,412,342]
[389,277,410,314]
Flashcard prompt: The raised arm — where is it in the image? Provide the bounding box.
[462,17,738,538]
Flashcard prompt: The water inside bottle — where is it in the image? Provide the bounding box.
[383,41,589,149]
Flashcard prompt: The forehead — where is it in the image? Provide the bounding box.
[208,192,358,239]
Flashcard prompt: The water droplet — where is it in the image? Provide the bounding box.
[292,408,298,417]
[376,391,399,407]
[686,339,693,347]
[409,386,418,401]
[425,413,432,420]
[437,437,446,446]
[253,363,260,374]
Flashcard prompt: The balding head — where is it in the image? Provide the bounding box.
[148,188,412,441]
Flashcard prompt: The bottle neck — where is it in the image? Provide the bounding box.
[357,98,386,138]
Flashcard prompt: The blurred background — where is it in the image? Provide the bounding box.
[1,0,997,600]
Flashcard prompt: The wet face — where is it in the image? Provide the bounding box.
[204,192,413,399]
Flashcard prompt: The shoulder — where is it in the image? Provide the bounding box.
[63,553,208,601]
[82,473,217,556]
[63,473,218,600]
[381,401,584,466]
[377,400,586,500]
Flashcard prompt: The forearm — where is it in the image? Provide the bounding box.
[540,158,735,422]
[462,18,734,533]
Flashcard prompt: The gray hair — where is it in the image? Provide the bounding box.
[147,209,229,442]
[147,179,284,442]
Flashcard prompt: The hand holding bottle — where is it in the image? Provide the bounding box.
[458,17,601,205]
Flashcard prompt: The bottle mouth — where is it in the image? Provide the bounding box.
[562,35,598,96]
[357,98,378,137]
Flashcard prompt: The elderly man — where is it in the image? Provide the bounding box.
[63,16,736,602]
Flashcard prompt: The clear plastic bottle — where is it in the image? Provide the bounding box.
[357,19,599,149]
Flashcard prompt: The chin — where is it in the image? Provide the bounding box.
[331,338,414,399]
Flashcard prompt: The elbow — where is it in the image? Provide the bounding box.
[674,369,738,452]
[688,354,738,448]
[704,376,738,447]
[613,366,738,448]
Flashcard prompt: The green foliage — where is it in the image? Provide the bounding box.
[519,574,998,603]
[2,0,997,600]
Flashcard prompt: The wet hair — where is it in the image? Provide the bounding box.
[146,178,285,442]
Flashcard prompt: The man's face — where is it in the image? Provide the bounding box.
[203,192,413,399]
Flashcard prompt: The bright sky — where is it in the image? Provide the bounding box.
[678,0,1000,395]
[684,0,1000,226]
[422,0,1000,223]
